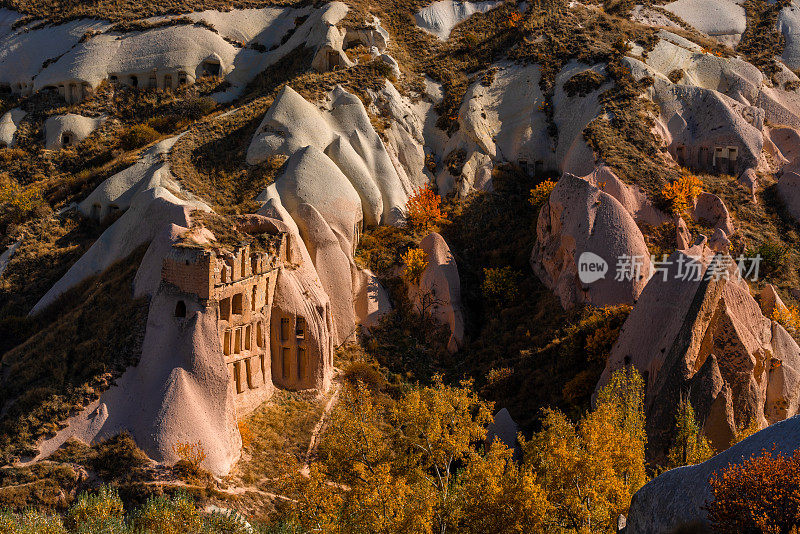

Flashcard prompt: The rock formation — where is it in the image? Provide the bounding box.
[598,245,800,459]
[411,232,465,353]
[532,174,652,309]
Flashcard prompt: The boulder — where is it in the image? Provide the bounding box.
[532,174,652,309]
[413,232,465,353]
[354,268,392,329]
[738,167,758,198]
[486,407,519,454]
[707,228,730,253]
[759,283,789,319]
[778,169,800,223]
[626,415,800,533]
[0,108,25,147]
[692,192,735,236]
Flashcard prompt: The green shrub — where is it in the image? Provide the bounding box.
[746,241,790,276]
[128,493,202,534]
[66,486,125,531]
[119,124,160,150]
[481,267,521,307]
[0,509,67,534]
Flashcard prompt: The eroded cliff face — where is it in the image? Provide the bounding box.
[8,0,800,485]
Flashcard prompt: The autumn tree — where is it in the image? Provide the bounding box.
[402,247,427,285]
[666,397,715,468]
[406,184,444,231]
[287,368,648,534]
[705,449,800,534]
[523,367,648,533]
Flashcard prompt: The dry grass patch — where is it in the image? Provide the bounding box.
[0,247,148,463]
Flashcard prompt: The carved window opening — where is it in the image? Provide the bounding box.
[234,328,242,354]
[232,293,243,315]
[245,357,254,389]
[252,285,257,311]
[282,347,290,379]
[280,317,291,341]
[233,362,243,393]
[256,321,264,348]
[297,347,306,380]
[245,324,252,351]
[223,330,231,356]
[174,300,186,318]
[220,297,231,321]
[296,316,306,339]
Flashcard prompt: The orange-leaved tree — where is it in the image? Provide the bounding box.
[662,174,702,214]
[406,184,444,231]
[705,448,800,534]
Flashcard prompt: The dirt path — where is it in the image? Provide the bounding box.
[300,382,340,477]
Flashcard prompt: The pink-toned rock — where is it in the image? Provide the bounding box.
[777,169,800,223]
[35,290,242,475]
[354,268,391,329]
[738,167,758,198]
[759,283,789,319]
[270,267,335,392]
[532,173,652,309]
[413,232,465,353]
[692,192,735,235]
[598,248,800,459]
[676,216,691,250]
[708,227,731,253]
[581,165,670,226]
[769,126,800,163]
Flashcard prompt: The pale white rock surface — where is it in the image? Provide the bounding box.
[663,0,746,46]
[249,85,413,226]
[35,289,242,476]
[43,114,105,150]
[779,1,800,70]
[0,108,25,147]
[412,232,465,353]
[414,0,501,40]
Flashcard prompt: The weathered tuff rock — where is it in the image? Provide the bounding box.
[532,173,652,309]
[598,246,800,459]
[626,415,800,533]
[411,232,465,354]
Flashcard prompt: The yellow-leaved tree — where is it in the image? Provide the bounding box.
[666,397,715,468]
[287,368,647,534]
[523,367,648,533]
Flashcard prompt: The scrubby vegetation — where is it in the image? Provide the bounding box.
[706,448,800,534]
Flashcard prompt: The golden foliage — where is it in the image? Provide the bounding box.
[172,441,207,469]
[529,180,558,207]
[732,417,762,445]
[481,266,521,306]
[524,367,648,532]
[402,247,428,285]
[662,174,702,214]
[706,449,800,534]
[773,304,800,336]
[288,369,647,534]
[406,184,445,231]
[666,398,715,468]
